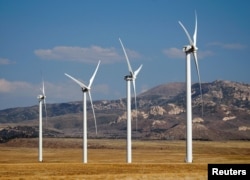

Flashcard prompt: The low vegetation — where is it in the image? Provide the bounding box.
[0,138,249,179]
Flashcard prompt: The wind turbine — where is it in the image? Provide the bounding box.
[64,60,100,163]
[37,79,47,162]
[178,11,203,163]
[119,38,142,163]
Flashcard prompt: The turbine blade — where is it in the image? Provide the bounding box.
[193,52,203,117]
[88,91,97,135]
[178,21,194,46]
[133,65,143,132]
[43,98,48,129]
[119,38,134,75]
[65,73,88,89]
[42,81,45,95]
[132,79,138,132]
[41,79,48,129]
[40,71,44,94]
[134,64,143,78]
[89,60,101,88]
[132,64,142,132]
[193,11,198,47]
[40,80,44,94]
[40,88,43,94]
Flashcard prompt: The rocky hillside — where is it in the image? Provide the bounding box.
[0,80,250,141]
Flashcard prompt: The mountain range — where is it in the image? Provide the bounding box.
[0,80,250,142]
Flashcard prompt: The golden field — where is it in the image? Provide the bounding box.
[0,138,249,179]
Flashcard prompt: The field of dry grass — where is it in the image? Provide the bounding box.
[0,138,249,179]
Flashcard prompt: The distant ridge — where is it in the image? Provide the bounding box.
[0,80,250,141]
[140,82,185,98]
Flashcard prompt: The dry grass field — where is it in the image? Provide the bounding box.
[0,138,249,179]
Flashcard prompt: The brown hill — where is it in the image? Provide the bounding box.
[140,82,185,98]
[0,80,250,142]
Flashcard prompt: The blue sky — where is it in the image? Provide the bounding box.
[0,0,250,110]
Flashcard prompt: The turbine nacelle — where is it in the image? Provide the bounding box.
[81,87,90,92]
[183,45,198,53]
[124,75,133,81]
[37,94,45,100]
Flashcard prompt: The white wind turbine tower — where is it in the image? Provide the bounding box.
[179,11,203,163]
[37,79,47,162]
[119,38,142,163]
[65,60,100,163]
